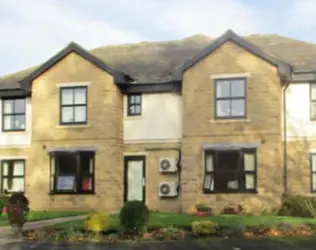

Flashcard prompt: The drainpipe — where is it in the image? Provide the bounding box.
[282,80,290,198]
[145,147,182,197]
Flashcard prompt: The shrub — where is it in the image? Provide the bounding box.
[0,195,9,215]
[277,195,316,218]
[119,200,149,236]
[221,206,238,215]
[7,192,29,227]
[195,204,212,213]
[84,213,111,233]
[192,220,218,235]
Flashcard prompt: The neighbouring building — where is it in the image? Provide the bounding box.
[0,30,315,214]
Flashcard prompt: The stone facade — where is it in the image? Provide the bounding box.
[0,38,312,214]
[181,41,284,214]
[27,52,124,212]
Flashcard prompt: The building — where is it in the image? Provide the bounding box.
[0,29,315,214]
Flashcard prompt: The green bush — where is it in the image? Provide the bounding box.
[0,195,9,214]
[192,220,218,235]
[277,195,316,218]
[119,200,149,236]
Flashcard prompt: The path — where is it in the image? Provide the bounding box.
[0,214,87,238]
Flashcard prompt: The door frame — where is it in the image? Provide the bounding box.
[123,155,146,203]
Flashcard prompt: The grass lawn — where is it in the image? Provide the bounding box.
[46,211,316,230]
[0,210,89,226]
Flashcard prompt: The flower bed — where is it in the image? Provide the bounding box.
[23,223,316,243]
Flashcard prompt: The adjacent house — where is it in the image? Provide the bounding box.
[0,29,315,214]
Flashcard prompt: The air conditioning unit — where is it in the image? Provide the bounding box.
[158,182,178,197]
[159,157,177,172]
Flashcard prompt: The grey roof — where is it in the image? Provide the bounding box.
[2,32,316,90]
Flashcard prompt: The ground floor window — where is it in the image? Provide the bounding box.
[310,154,316,192]
[49,151,95,194]
[1,159,25,194]
[203,149,257,193]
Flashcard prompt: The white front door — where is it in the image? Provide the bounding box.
[125,156,145,202]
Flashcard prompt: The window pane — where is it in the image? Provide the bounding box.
[61,107,74,123]
[2,162,9,175]
[14,115,25,129]
[245,173,255,189]
[3,100,13,114]
[74,88,86,104]
[312,155,316,171]
[215,172,239,191]
[311,102,316,119]
[129,105,135,114]
[58,154,77,174]
[56,176,76,191]
[2,178,24,192]
[81,176,92,191]
[231,99,245,116]
[204,174,214,191]
[134,95,141,103]
[13,161,24,175]
[313,174,316,191]
[217,151,239,171]
[311,84,316,100]
[205,153,214,172]
[231,80,245,97]
[216,100,230,117]
[216,80,230,97]
[3,116,12,130]
[80,153,92,175]
[74,106,86,122]
[134,105,141,114]
[14,99,25,113]
[61,89,73,105]
[244,153,255,171]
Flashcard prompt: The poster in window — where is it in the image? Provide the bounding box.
[57,176,75,190]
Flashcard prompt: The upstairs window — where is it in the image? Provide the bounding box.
[60,87,87,125]
[215,78,246,119]
[2,98,26,131]
[310,84,316,120]
[127,94,142,116]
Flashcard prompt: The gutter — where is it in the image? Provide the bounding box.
[282,80,290,197]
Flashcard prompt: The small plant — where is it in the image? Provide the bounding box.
[84,213,111,233]
[0,194,9,215]
[7,192,29,227]
[119,200,149,237]
[221,206,238,215]
[192,220,218,235]
[6,192,29,238]
[277,195,316,218]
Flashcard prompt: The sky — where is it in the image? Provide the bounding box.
[0,0,315,76]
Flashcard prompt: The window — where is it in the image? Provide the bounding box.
[310,154,316,192]
[1,160,25,194]
[2,98,26,131]
[215,78,246,119]
[203,149,257,193]
[60,87,87,124]
[50,151,95,194]
[310,84,316,120]
[127,94,141,116]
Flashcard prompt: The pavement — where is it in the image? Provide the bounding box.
[0,215,314,249]
[1,238,316,250]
